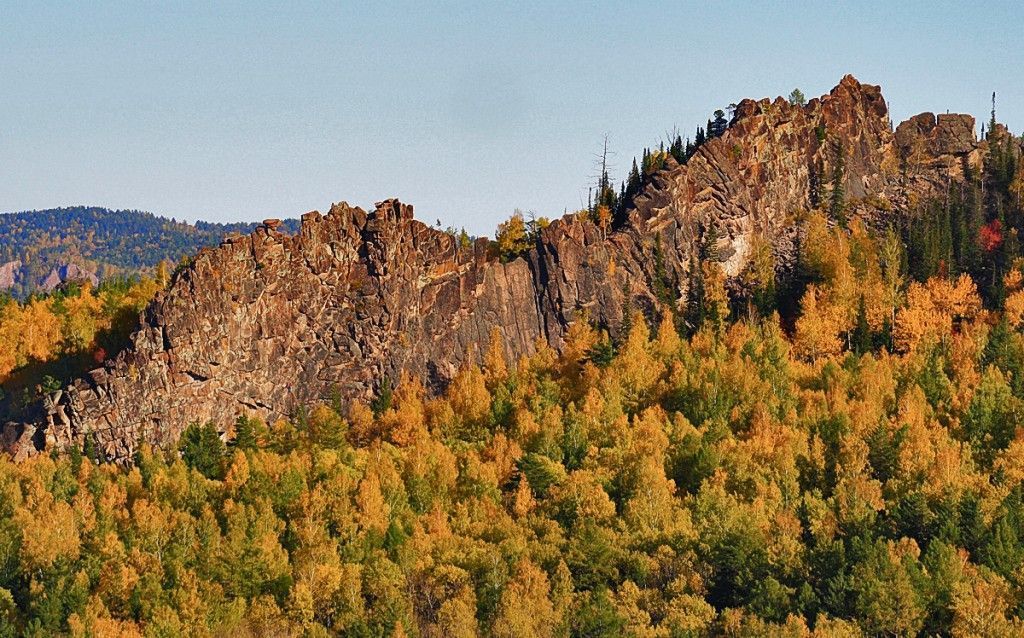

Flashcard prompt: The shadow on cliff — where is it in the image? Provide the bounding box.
[0,304,139,423]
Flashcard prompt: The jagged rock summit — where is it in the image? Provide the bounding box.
[2,76,984,462]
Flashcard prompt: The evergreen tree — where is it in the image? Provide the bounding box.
[989,91,997,140]
[684,227,721,335]
[829,140,847,227]
[82,434,98,464]
[652,234,675,309]
[179,421,226,480]
[852,294,872,355]
[669,134,685,163]
[809,160,823,210]
[685,253,704,335]
[233,415,262,450]
[371,376,393,417]
[953,170,984,279]
[708,109,729,138]
[617,282,634,347]
[615,158,643,229]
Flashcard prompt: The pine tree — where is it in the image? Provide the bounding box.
[685,253,704,335]
[669,134,685,163]
[809,160,823,209]
[617,282,634,346]
[652,234,674,308]
[683,225,720,335]
[829,140,847,227]
[852,294,872,355]
[708,110,729,138]
[616,158,643,229]
[371,376,393,417]
[233,415,261,450]
[695,126,706,149]
[179,422,226,480]
[989,91,997,141]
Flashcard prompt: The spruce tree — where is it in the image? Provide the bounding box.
[669,134,685,163]
[617,282,634,347]
[685,253,704,335]
[627,158,641,193]
[684,226,720,336]
[829,140,847,227]
[179,422,226,480]
[709,110,729,138]
[852,294,872,355]
[989,92,997,141]
[652,234,674,308]
[233,415,261,450]
[371,377,393,417]
[809,160,823,209]
[615,159,642,229]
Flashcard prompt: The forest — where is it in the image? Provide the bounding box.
[0,207,298,299]
[0,111,1022,636]
[3,205,1024,635]
[0,274,163,415]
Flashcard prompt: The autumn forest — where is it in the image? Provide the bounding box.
[2,79,1024,637]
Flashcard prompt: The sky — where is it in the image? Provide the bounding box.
[2,1,1023,237]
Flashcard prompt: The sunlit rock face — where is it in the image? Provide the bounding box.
[2,75,983,462]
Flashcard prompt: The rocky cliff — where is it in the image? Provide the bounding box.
[0,260,98,294]
[1,76,984,462]
[0,261,20,291]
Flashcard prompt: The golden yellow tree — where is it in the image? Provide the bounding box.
[894,275,981,352]
[491,558,560,638]
[794,284,843,360]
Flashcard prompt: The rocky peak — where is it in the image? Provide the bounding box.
[626,75,900,279]
[1,77,986,462]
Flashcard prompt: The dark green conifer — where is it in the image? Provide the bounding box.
[852,295,871,355]
[829,140,847,227]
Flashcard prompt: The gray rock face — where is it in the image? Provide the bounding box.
[0,261,21,291]
[40,263,100,293]
[0,260,99,294]
[0,75,985,462]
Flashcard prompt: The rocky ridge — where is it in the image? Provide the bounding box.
[1,76,986,462]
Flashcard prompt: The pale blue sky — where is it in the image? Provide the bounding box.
[2,1,1022,236]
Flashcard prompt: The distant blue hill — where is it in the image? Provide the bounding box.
[0,206,299,297]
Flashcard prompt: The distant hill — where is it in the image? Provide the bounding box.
[0,206,299,297]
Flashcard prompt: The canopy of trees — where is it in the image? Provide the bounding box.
[5,213,1024,634]
[0,276,163,415]
[1,106,1023,638]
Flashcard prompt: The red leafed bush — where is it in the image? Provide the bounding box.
[981,219,1004,252]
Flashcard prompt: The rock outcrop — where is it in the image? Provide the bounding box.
[0,261,20,291]
[1,76,984,462]
[0,260,99,294]
[39,263,100,293]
